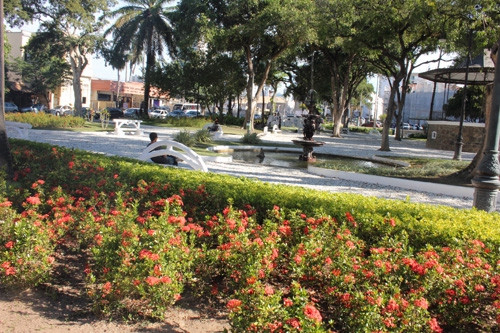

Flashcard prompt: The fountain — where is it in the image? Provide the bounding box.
[292,89,325,162]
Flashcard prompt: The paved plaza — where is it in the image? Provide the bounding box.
[13,125,497,212]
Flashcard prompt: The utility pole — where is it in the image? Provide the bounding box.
[472,42,500,212]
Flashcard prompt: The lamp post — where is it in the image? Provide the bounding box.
[453,28,473,161]
[472,44,500,212]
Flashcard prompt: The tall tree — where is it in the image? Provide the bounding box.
[31,0,113,116]
[103,0,176,117]
[314,0,374,137]
[176,0,316,131]
[10,27,72,106]
[353,0,449,151]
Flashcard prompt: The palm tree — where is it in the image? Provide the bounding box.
[103,0,176,117]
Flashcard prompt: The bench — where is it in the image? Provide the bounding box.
[5,121,32,139]
[139,140,208,172]
[112,118,143,136]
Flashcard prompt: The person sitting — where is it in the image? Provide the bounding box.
[147,132,178,166]
[210,118,220,132]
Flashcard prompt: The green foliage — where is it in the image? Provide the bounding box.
[8,28,71,105]
[150,116,209,128]
[0,201,55,287]
[193,129,213,144]
[348,126,383,134]
[223,114,245,127]
[103,0,176,117]
[87,198,196,319]
[173,130,196,147]
[2,140,499,331]
[241,133,262,145]
[443,86,485,120]
[5,112,86,128]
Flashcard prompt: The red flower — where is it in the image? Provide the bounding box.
[283,298,293,307]
[94,234,103,246]
[264,285,274,296]
[384,317,396,328]
[102,281,112,297]
[414,297,429,310]
[5,266,16,276]
[286,318,300,328]
[68,161,75,169]
[160,276,172,284]
[4,241,15,249]
[294,255,302,264]
[303,304,322,322]
[145,276,161,286]
[227,299,242,311]
[474,284,485,292]
[428,318,443,333]
[26,196,41,205]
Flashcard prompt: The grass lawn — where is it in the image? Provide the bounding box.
[316,156,471,186]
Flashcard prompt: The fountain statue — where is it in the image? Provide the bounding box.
[292,89,325,162]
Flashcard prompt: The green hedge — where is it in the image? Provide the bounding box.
[9,139,499,254]
[5,112,86,128]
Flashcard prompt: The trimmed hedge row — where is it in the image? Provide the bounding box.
[10,139,500,253]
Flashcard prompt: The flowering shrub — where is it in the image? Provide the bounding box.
[86,195,197,319]
[1,140,499,331]
[0,195,55,287]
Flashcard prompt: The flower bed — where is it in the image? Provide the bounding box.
[1,141,499,332]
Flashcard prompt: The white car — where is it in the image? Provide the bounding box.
[50,105,74,116]
[150,109,169,119]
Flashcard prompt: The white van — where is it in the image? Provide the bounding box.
[172,103,201,112]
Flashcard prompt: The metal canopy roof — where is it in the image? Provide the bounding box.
[418,66,495,85]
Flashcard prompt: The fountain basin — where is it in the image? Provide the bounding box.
[292,139,325,162]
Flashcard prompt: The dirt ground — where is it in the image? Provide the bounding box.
[0,245,229,333]
[0,288,229,333]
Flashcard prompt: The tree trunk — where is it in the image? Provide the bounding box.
[69,45,88,118]
[380,81,399,151]
[454,83,494,180]
[244,46,255,131]
[142,51,155,118]
[116,69,121,108]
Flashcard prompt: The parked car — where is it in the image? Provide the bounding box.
[401,123,411,130]
[94,107,123,120]
[168,110,186,117]
[4,102,19,112]
[20,103,45,113]
[185,110,201,117]
[361,121,381,128]
[123,108,140,118]
[50,105,74,116]
[150,108,169,119]
[107,108,124,120]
